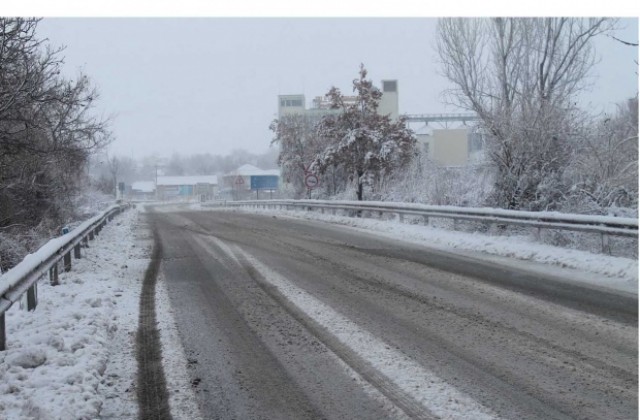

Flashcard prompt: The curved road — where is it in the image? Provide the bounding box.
[148,209,637,420]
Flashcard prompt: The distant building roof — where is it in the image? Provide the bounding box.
[157,175,218,186]
[234,164,265,175]
[131,181,156,193]
[227,164,279,177]
[263,169,281,176]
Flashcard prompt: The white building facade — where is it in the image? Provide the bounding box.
[277,79,399,120]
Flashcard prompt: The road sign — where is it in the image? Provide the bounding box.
[305,173,319,189]
[235,176,244,185]
[250,175,279,190]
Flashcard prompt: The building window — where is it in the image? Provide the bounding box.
[281,99,303,107]
[383,81,397,93]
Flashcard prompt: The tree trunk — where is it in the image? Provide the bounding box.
[355,171,364,218]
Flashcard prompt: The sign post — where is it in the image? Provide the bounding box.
[234,176,244,201]
[304,172,319,198]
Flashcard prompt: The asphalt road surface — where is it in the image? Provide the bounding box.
[148,209,637,420]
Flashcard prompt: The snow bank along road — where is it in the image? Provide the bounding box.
[149,209,638,420]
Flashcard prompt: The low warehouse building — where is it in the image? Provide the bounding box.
[156,175,218,201]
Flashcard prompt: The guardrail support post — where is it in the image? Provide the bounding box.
[74,243,82,259]
[534,227,542,240]
[64,252,72,272]
[601,234,611,255]
[0,313,5,351]
[89,230,95,240]
[27,284,37,311]
[50,263,59,286]
[423,215,429,226]
[398,213,404,223]
[82,236,89,248]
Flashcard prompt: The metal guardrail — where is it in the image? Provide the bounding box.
[212,199,638,248]
[0,204,129,350]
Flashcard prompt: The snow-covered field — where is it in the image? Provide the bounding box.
[0,209,145,419]
[0,202,636,420]
[0,207,200,420]
[0,208,199,420]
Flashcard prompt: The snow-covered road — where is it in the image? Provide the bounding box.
[152,209,637,419]
[225,204,638,293]
[0,205,637,419]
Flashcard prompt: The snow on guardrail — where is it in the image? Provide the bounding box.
[215,199,638,240]
[0,204,128,350]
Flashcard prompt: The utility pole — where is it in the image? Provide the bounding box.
[155,164,159,201]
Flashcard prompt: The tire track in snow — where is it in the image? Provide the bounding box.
[136,228,173,420]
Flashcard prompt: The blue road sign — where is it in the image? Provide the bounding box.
[250,175,279,190]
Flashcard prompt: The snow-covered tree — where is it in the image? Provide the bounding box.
[94,153,138,195]
[0,18,111,270]
[270,114,324,198]
[383,148,494,207]
[437,18,616,210]
[566,97,639,213]
[162,152,185,176]
[311,65,416,201]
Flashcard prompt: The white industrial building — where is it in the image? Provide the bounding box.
[277,79,399,120]
[155,175,218,201]
[278,81,484,168]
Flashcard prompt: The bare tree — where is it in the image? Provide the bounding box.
[96,153,137,196]
[0,18,111,270]
[437,18,616,210]
[567,97,638,213]
[270,113,324,198]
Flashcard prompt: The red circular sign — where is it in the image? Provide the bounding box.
[305,173,319,189]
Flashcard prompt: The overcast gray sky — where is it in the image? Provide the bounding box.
[34,17,638,159]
